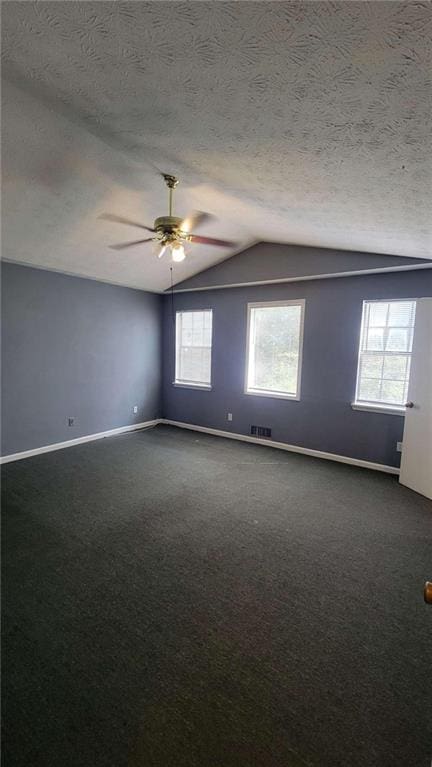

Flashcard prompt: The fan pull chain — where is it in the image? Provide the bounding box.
[170,267,175,324]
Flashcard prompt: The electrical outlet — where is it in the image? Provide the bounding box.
[68,417,74,427]
[133,405,138,414]
[397,441,403,452]
[227,413,233,421]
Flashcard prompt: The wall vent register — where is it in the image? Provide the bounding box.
[250,425,272,438]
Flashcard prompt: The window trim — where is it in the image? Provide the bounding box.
[351,402,405,416]
[352,297,416,415]
[244,299,305,401]
[172,381,212,391]
[174,308,213,389]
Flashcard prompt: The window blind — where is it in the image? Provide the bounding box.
[175,310,213,386]
[355,300,416,407]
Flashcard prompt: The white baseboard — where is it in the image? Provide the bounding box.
[0,419,160,465]
[161,419,400,475]
[1,417,400,475]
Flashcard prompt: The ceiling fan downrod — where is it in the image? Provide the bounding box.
[162,174,179,217]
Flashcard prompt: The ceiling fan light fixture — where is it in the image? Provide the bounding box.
[102,173,237,257]
[171,242,186,262]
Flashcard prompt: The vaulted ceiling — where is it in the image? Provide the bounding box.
[2,1,431,292]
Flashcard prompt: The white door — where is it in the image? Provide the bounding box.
[399,298,432,499]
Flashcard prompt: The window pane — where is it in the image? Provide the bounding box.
[369,303,388,326]
[247,303,303,396]
[365,327,384,351]
[358,378,381,401]
[405,356,412,385]
[175,310,212,385]
[388,301,414,327]
[179,347,211,383]
[192,326,204,346]
[382,355,408,381]
[203,326,212,346]
[355,300,416,408]
[360,354,383,379]
[381,380,405,405]
[386,328,410,352]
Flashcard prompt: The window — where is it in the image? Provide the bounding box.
[175,310,213,388]
[245,300,305,399]
[354,299,416,412]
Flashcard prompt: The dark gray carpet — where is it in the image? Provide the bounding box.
[2,424,432,767]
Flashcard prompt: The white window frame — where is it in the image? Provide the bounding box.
[174,309,213,390]
[244,299,305,401]
[352,298,417,416]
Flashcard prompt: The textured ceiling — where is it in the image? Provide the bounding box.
[2,1,431,292]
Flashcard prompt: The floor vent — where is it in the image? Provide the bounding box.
[250,425,272,439]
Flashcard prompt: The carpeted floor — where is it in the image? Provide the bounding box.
[2,424,432,767]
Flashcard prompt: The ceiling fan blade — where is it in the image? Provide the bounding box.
[109,238,154,250]
[99,213,155,232]
[181,210,213,233]
[189,234,237,248]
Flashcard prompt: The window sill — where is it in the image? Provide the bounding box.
[173,382,212,391]
[245,389,299,401]
[351,402,405,416]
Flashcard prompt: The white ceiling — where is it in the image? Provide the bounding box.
[2,1,431,292]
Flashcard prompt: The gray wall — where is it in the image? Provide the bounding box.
[1,263,162,456]
[172,241,429,292]
[4,261,431,467]
[162,269,432,468]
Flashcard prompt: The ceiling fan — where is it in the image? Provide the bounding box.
[99,174,237,262]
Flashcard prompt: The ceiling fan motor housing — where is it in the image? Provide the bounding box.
[154,216,186,241]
